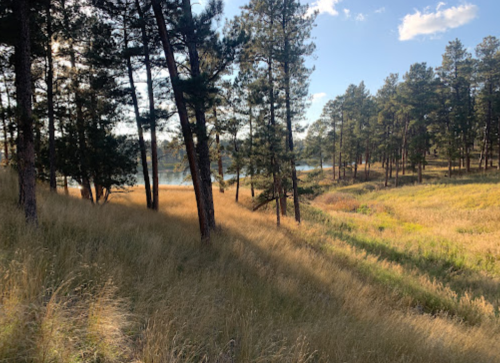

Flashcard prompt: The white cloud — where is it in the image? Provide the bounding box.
[356,13,366,22]
[306,0,341,17]
[398,3,478,41]
[311,92,327,103]
[436,2,446,11]
[375,7,385,14]
[343,8,351,18]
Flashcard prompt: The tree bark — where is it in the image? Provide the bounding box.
[135,0,159,210]
[14,0,37,224]
[249,106,255,199]
[364,139,369,181]
[0,91,8,164]
[402,116,408,176]
[332,118,336,181]
[46,0,56,191]
[282,0,300,223]
[395,156,399,187]
[418,161,423,183]
[151,0,210,241]
[338,107,343,180]
[124,22,152,209]
[180,0,216,230]
[214,106,224,193]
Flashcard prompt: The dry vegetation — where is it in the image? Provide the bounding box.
[1,166,499,362]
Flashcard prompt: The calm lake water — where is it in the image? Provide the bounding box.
[135,164,330,186]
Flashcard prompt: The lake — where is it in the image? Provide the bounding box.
[135,164,331,186]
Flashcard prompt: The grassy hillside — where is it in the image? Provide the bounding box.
[1,167,499,362]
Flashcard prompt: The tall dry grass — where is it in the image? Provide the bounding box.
[0,168,499,362]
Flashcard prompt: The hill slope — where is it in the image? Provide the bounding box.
[0,169,499,362]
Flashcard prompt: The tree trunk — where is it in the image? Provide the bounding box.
[389,156,393,179]
[64,175,69,195]
[124,23,152,209]
[214,106,224,193]
[282,0,300,223]
[364,142,369,181]
[152,0,210,241]
[384,156,389,187]
[94,182,104,204]
[1,70,15,163]
[338,108,343,180]
[180,0,216,230]
[235,166,240,203]
[14,0,37,224]
[466,145,470,173]
[46,0,56,191]
[265,7,281,226]
[249,106,255,199]
[332,120,336,182]
[418,161,422,183]
[402,116,408,176]
[448,141,452,178]
[395,156,399,187]
[0,91,8,164]
[498,117,500,170]
[135,0,159,210]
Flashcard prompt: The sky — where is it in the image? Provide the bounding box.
[218,0,500,127]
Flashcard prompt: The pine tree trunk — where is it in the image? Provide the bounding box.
[389,156,393,179]
[249,106,255,199]
[332,121,336,182]
[124,24,152,209]
[1,70,14,164]
[466,145,471,173]
[338,110,343,180]
[235,166,240,202]
[448,140,452,178]
[14,0,37,224]
[135,0,158,210]
[384,156,389,187]
[181,0,216,230]
[0,92,8,164]
[402,116,408,176]
[498,117,500,170]
[46,0,56,191]
[364,142,369,181]
[282,0,300,223]
[395,156,399,187]
[152,0,210,241]
[214,106,224,193]
[64,175,69,195]
[418,161,423,183]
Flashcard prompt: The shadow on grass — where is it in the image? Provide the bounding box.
[290,205,500,320]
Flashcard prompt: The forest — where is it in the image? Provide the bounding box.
[303,36,500,187]
[1,0,500,361]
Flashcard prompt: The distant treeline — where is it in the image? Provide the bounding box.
[303,37,500,186]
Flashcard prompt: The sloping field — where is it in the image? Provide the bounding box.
[1,169,499,362]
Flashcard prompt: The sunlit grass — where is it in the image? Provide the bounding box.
[1,167,499,362]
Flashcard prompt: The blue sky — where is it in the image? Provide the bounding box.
[220,0,500,126]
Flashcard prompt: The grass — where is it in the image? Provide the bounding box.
[1,165,500,362]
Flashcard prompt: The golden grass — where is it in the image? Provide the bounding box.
[1,168,499,362]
